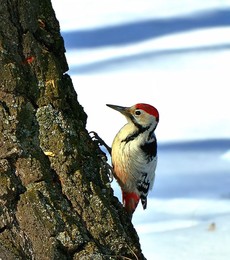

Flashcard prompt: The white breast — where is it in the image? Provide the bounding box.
[111,123,157,194]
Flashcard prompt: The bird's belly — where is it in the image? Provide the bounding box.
[112,142,156,192]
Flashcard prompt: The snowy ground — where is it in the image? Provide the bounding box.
[51,1,230,259]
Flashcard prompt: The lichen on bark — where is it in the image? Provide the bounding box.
[0,0,146,259]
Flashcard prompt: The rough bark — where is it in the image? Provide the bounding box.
[0,0,145,259]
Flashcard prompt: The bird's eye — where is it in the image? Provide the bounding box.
[135,110,141,116]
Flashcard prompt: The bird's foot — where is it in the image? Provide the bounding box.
[100,157,114,183]
[89,131,113,182]
[89,131,111,155]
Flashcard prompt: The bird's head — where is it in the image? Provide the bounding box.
[106,103,159,130]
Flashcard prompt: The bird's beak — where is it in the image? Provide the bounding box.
[106,104,130,116]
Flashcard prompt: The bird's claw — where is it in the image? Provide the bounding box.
[89,131,111,155]
[89,131,114,182]
[106,163,114,183]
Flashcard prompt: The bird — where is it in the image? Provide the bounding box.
[107,103,159,218]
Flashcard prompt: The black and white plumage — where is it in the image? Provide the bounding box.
[107,103,159,217]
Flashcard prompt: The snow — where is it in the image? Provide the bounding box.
[52,0,230,30]
[51,1,230,259]
[222,150,230,161]
[137,214,230,260]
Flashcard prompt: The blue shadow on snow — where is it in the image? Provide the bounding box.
[62,9,230,49]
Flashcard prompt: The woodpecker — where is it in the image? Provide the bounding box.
[107,103,159,217]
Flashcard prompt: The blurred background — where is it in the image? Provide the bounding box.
[51,1,230,259]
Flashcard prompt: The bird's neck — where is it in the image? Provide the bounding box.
[119,122,155,144]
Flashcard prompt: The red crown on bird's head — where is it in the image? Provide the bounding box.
[135,103,159,122]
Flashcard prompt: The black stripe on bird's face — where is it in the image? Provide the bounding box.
[121,119,150,144]
[130,114,150,131]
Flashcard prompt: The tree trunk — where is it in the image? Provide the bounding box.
[0,0,145,259]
